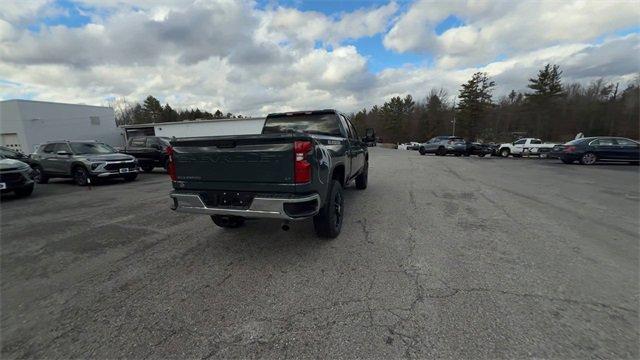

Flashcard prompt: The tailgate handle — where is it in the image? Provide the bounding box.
[215,140,236,148]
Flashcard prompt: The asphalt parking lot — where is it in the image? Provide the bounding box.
[1,147,638,359]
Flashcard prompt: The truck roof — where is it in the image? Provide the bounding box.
[266,109,338,118]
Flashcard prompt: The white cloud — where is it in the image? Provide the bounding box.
[384,0,640,68]
[0,0,638,116]
[256,1,398,48]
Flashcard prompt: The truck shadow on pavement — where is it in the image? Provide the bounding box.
[202,187,361,248]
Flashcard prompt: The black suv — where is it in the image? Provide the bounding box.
[120,136,170,172]
[31,141,139,186]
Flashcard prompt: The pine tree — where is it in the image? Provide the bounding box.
[457,72,495,139]
[142,95,163,123]
[526,64,564,102]
[525,64,565,138]
[160,104,178,123]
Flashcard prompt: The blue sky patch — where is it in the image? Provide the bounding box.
[348,34,431,73]
[28,0,91,32]
[435,15,465,35]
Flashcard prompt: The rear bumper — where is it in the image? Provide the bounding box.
[170,192,321,220]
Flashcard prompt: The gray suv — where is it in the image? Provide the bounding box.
[418,136,463,156]
[31,141,138,186]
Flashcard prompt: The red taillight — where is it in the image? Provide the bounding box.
[166,146,177,181]
[563,146,576,153]
[294,140,312,183]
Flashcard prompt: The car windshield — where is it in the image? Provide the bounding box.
[565,139,589,145]
[262,114,342,136]
[69,142,116,154]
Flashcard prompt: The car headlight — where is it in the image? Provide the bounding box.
[90,162,105,170]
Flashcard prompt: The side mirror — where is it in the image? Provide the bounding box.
[57,151,72,156]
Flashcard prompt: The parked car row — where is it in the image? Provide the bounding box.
[412,135,639,165]
[0,136,174,199]
[417,136,496,157]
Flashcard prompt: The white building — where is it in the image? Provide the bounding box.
[0,99,122,153]
[120,117,265,141]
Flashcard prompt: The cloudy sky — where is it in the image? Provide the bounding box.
[1,0,639,116]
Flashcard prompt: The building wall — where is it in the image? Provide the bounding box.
[153,118,265,138]
[0,100,123,153]
[0,100,27,152]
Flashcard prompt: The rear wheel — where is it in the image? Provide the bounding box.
[580,152,597,165]
[478,153,486,158]
[32,165,49,184]
[211,215,245,228]
[418,147,426,155]
[355,162,368,190]
[314,180,343,239]
[73,166,90,186]
[500,148,510,157]
[436,147,446,156]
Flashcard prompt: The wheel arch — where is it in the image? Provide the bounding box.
[331,164,345,186]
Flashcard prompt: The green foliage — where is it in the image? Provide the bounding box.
[457,72,495,139]
[526,64,564,101]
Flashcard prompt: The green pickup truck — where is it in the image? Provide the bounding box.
[168,109,369,238]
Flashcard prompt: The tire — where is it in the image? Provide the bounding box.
[419,147,426,155]
[14,184,34,197]
[580,152,597,165]
[211,215,245,228]
[32,165,49,184]
[141,164,154,173]
[355,162,368,189]
[313,180,344,239]
[454,153,462,157]
[539,152,549,159]
[122,174,138,182]
[500,148,510,157]
[436,147,446,156]
[73,166,90,186]
[478,153,486,158]
[561,158,574,164]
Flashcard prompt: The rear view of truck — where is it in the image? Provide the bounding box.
[167,110,368,238]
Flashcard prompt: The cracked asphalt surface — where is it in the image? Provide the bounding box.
[1,147,639,359]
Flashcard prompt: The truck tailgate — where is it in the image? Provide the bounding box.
[171,134,295,184]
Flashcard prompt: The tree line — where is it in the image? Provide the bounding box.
[114,95,241,125]
[350,65,640,143]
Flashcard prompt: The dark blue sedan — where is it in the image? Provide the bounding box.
[555,137,640,165]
